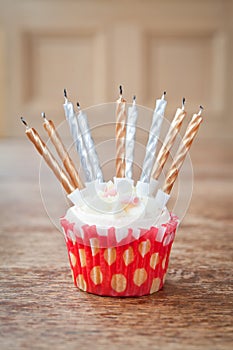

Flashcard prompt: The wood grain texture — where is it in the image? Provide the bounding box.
[0,138,232,350]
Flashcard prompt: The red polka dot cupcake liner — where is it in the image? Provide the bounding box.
[60,213,178,297]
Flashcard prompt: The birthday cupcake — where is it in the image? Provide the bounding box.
[21,86,203,297]
[61,179,178,296]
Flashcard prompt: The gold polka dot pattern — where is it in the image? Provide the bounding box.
[150,277,161,294]
[133,268,148,286]
[76,274,87,291]
[90,238,100,256]
[162,254,167,269]
[123,247,134,266]
[111,274,127,293]
[150,253,159,270]
[138,239,151,257]
[104,248,117,265]
[90,266,103,285]
[69,252,76,267]
[78,249,86,267]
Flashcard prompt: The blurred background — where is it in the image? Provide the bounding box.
[0,0,233,139]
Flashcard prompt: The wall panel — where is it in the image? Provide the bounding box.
[0,0,232,137]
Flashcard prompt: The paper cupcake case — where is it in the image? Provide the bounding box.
[60,213,178,297]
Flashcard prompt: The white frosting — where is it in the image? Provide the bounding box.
[66,178,170,232]
[67,203,170,229]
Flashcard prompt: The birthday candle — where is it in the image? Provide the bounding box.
[163,107,203,194]
[115,85,127,178]
[77,103,103,182]
[42,113,83,189]
[151,98,186,180]
[63,89,92,182]
[21,117,75,194]
[140,92,167,183]
[125,96,138,179]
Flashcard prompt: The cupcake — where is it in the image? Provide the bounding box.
[21,87,203,298]
[60,178,178,296]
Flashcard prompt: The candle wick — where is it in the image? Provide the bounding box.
[119,85,123,97]
[64,88,68,103]
[20,117,29,129]
[133,95,136,105]
[76,102,81,111]
[198,105,204,115]
[161,91,166,100]
[182,97,186,110]
[41,112,48,123]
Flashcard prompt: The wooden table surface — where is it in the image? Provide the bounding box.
[0,137,232,350]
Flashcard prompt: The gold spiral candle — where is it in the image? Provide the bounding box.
[115,86,127,178]
[163,108,203,194]
[42,113,83,189]
[151,100,186,180]
[21,118,75,194]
